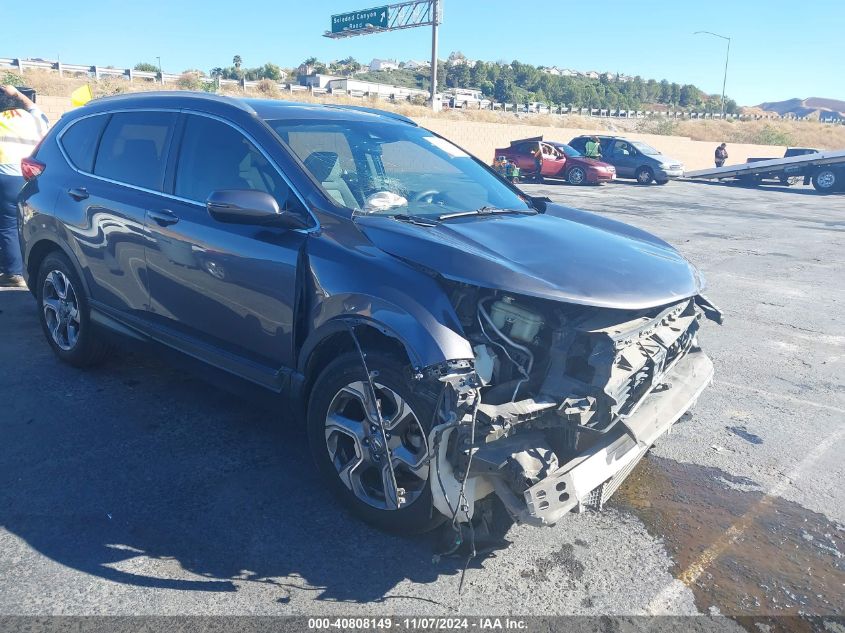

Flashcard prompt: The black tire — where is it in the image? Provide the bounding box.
[812,169,837,194]
[636,166,654,185]
[307,351,444,534]
[656,179,670,186]
[567,166,587,186]
[36,251,110,367]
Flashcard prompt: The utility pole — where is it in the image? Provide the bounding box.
[694,31,731,117]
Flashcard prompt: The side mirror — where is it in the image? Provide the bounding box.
[206,190,309,230]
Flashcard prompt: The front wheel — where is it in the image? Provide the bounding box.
[812,169,838,193]
[567,166,587,185]
[37,252,111,367]
[307,352,443,534]
[636,166,654,185]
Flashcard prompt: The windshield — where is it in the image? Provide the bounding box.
[551,143,582,158]
[631,141,661,155]
[267,118,531,218]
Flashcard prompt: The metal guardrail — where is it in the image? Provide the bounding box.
[3,56,844,124]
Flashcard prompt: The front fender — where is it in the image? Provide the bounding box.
[298,233,474,373]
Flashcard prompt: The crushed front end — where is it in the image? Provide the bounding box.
[426,287,722,526]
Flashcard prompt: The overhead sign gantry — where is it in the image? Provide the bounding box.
[324,1,442,111]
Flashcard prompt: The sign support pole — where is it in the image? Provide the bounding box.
[429,0,439,111]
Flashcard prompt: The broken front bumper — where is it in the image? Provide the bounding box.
[522,349,714,525]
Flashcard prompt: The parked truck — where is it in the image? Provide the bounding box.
[686,148,845,194]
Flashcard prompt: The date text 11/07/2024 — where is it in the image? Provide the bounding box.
[307,617,528,630]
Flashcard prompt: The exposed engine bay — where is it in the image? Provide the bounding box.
[424,284,722,527]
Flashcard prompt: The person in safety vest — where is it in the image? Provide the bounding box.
[585,136,602,159]
[0,86,49,287]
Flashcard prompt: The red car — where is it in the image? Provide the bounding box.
[494,136,616,185]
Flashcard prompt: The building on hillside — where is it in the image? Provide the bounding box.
[404,59,430,70]
[368,58,400,72]
[541,66,561,76]
[559,68,577,77]
[584,70,600,79]
[299,74,342,88]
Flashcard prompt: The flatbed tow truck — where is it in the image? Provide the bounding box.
[685,148,845,194]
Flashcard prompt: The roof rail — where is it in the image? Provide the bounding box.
[86,91,256,115]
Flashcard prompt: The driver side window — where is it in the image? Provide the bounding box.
[174,115,297,211]
[613,141,631,156]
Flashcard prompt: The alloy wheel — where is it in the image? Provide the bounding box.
[568,168,585,185]
[324,380,429,511]
[42,270,81,351]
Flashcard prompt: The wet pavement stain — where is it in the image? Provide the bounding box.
[612,456,844,632]
[520,543,585,585]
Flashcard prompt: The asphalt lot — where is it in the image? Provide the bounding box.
[1,179,843,627]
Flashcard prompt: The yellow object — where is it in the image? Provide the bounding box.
[70,84,93,107]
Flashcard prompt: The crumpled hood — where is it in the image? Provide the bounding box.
[355,204,704,310]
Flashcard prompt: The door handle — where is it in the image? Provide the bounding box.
[67,187,89,201]
[148,209,179,227]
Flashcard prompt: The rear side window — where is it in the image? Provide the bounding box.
[569,138,587,152]
[60,115,108,172]
[94,111,176,190]
[174,114,293,207]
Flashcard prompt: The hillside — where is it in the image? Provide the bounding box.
[757,97,845,119]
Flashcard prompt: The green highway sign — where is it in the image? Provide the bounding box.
[331,6,389,34]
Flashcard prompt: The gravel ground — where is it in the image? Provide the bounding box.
[1,179,842,628]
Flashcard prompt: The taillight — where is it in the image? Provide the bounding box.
[21,157,45,181]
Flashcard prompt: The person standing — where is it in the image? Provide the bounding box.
[585,136,602,159]
[532,143,544,178]
[715,143,728,168]
[0,85,48,287]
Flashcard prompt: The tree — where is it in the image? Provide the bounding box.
[446,62,471,88]
[494,76,516,103]
[210,67,224,78]
[670,82,681,107]
[658,79,671,104]
[133,62,159,72]
[232,55,242,69]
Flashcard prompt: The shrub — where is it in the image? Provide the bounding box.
[1,71,25,86]
[176,72,203,91]
[752,124,792,146]
[636,116,678,136]
[256,79,279,96]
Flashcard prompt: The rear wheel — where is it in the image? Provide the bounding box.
[307,352,443,534]
[812,169,837,193]
[636,166,654,185]
[567,166,586,185]
[36,252,110,367]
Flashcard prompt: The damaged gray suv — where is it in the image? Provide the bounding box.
[18,92,722,533]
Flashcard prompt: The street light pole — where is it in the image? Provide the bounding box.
[694,31,731,117]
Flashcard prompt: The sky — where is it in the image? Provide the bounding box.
[4,0,843,106]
